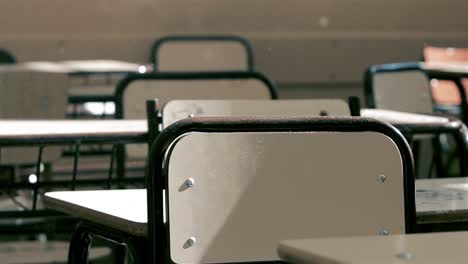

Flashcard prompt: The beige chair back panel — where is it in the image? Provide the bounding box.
[162,99,350,128]
[167,132,405,263]
[0,71,68,164]
[373,71,433,113]
[156,42,248,72]
[123,79,272,159]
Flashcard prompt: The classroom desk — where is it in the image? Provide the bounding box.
[0,119,149,234]
[0,60,151,105]
[0,119,147,145]
[422,62,468,80]
[416,177,468,224]
[422,61,468,123]
[42,177,468,239]
[277,232,468,264]
[0,120,148,192]
[20,60,150,76]
[361,108,452,126]
[44,189,147,236]
[361,109,468,171]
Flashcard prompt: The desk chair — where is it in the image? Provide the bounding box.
[150,35,254,72]
[45,113,415,263]
[0,49,15,64]
[364,63,433,114]
[364,63,465,178]
[113,71,277,180]
[148,118,415,264]
[424,46,468,107]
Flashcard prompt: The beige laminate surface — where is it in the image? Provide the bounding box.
[162,99,350,128]
[416,177,468,223]
[361,109,450,125]
[371,70,433,114]
[42,177,468,240]
[0,119,147,139]
[278,232,468,264]
[44,189,147,236]
[422,62,468,75]
[167,131,405,263]
[0,60,148,74]
[156,41,249,72]
[22,60,148,74]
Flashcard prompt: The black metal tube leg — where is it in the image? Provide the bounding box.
[116,145,125,188]
[68,223,92,264]
[126,239,148,264]
[32,146,44,210]
[107,145,117,189]
[432,136,445,178]
[71,143,80,190]
[113,244,127,264]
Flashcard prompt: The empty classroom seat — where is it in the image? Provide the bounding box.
[364,63,467,178]
[45,116,415,263]
[148,117,415,263]
[0,70,68,164]
[364,63,433,114]
[424,46,468,106]
[115,72,278,159]
[150,35,254,72]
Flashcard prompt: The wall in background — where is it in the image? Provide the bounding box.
[1,0,467,99]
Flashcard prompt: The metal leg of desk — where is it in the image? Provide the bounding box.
[69,222,93,264]
[69,221,148,264]
[454,79,468,125]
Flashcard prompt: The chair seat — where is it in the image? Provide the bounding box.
[44,189,147,237]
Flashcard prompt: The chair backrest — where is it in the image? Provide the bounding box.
[116,72,277,158]
[147,117,415,264]
[0,49,16,64]
[364,63,433,113]
[424,46,468,105]
[150,35,254,72]
[0,70,68,164]
[161,99,350,128]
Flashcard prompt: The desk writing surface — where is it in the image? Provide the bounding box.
[422,62,468,76]
[0,60,148,74]
[416,177,468,216]
[44,189,147,236]
[43,178,468,237]
[22,60,147,74]
[60,60,150,74]
[278,232,468,264]
[361,109,450,125]
[0,120,147,139]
